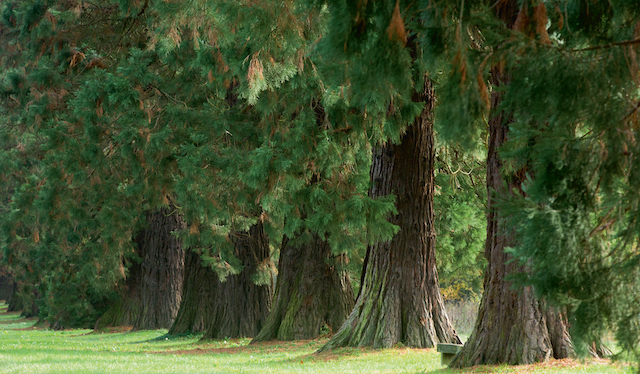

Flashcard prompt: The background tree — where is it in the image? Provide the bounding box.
[434,145,486,303]
[447,1,573,366]
[96,206,185,330]
[169,222,273,339]
[0,0,190,328]
[149,0,405,342]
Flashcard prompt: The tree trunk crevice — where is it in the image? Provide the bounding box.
[320,80,460,350]
[95,207,185,330]
[251,231,354,343]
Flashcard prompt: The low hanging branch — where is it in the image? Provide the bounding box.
[571,37,640,52]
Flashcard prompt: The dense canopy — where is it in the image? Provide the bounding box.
[1,0,640,369]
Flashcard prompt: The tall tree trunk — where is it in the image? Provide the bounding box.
[0,273,14,301]
[95,207,185,330]
[450,2,573,366]
[169,222,273,339]
[251,231,354,342]
[320,80,460,350]
[167,249,210,335]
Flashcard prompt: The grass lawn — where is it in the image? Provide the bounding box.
[0,302,633,374]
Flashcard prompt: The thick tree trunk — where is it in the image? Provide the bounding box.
[167,249,210,335]
[320,80,460,350]
[169,222,273,339]
[251,231,354,342]
[6,282,20,312]
[202,223,273,339]
[7,281,38,317]
[95,207,185,330]
[0,273,14,301]
[450,2,572,366]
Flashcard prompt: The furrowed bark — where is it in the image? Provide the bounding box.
[450,2,572,366]
[251,231,354,342]
[95,207,185,330]
[169,221,273,339]
[320,79,460,350]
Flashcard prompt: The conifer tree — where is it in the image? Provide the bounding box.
[151,0,396,341]
[447,1,574,366]
[95,206,185,330]
[415,0,639,366]
[479,0,640,363]
[169,222,273,339]
[308,0,462,349]
[434,145,487,302]
[0,0,187,327]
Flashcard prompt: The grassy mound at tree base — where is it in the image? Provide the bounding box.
[0,304,632,374]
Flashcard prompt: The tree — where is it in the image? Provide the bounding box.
[436,0,575,366]
[95,207,185,330]
[433,145,487,302]
[322,78,460,349]
[151,0,394,342]
[252,229,354,342]
[0,0,188,327]
[0,267,12,301]
[480,0,640,363]
[1,0,387,333]
[418,0,639,366]
[451,56,573,366]
[308,0,462,349]
[169,222,273,339]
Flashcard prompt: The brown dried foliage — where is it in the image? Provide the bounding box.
[387,0,407,45]
[247,53,264,87]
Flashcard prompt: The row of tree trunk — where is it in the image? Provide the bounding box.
[4,23,578,365]
[3,77,569,365]
[91,73,464,351]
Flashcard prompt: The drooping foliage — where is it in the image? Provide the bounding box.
[8,0,637,366]
[495,2,640,360]
[415,0,640,363]
[0,0,401,328]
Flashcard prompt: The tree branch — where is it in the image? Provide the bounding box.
[572,37,640,52]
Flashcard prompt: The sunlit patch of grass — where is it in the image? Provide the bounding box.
[0,302,634,374]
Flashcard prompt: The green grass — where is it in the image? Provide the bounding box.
[0,303,634,374]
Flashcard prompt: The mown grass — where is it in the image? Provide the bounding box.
[0,302,634,374]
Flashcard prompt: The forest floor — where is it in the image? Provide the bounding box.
[0,302,633,374]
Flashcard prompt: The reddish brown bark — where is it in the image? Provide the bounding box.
[450,1,572,366]
[320,80,460,350]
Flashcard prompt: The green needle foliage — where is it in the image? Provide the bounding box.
[0,0,402,327]
[12,1,637,366]
[434,145,486,301]
[414,0,640,363]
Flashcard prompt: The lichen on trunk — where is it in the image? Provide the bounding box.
[251,230,354,343]
[320,80,460,351]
